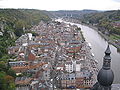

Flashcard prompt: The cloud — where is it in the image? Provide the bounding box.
[0,0,6,1]
[0,0,120,10]
[112,0,120,2]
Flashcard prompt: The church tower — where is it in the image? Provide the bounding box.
[91,45,114,90]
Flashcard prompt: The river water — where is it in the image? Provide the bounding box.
[57,19,120,83]
[79,24,120,84]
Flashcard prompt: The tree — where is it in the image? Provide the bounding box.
[4,75,14,83]
[0,71,7,90]
[7,69,16,78]
[0,62,7,72]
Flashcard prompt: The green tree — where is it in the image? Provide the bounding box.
[0,71,7,90]
[7,69,16,78]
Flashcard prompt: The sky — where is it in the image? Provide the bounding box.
[0,0,120,11]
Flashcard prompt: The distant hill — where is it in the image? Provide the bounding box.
[50,9,99,18]
[81,10,120,23]
[81,10,120,35]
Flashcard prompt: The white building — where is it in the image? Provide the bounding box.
[65,61,74,73]
[76,60,81,72]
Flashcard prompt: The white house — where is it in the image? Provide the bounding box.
[76,60,81,72]
[65,61,74,73]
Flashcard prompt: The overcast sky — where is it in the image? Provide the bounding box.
[0,0,120,11]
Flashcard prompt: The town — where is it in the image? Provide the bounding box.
[8,20,98,90]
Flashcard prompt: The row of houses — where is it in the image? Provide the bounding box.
[49,20,98,89]
[8,20,98,89]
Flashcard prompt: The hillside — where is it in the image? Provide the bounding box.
[81,10,120,39]
[0,9,51,60]
[0,9,51,90]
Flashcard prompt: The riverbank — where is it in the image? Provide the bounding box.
[61,19,120,83]
[61,18,120,51]
[81,23,120,52]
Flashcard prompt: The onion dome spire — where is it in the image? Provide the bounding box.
[91,45,114,90]
[97,45,114,87]
[103,45,111,70]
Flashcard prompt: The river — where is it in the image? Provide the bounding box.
[57,19,120,83]
[79,24,120,84]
